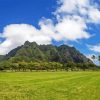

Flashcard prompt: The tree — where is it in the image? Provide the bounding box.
[98,56,100,66]
[18,61,27,71]
[10,63,19,71]
[28,62,35,71]
[63,63,69,71]
[91,55,96,63]
[66,62,77,71]
[0,62,5,71]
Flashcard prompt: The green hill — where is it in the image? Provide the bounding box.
[3,41,92,63]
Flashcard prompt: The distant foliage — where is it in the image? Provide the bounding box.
[0,61,98,72]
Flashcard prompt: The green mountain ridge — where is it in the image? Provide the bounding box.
[1,41,92,63]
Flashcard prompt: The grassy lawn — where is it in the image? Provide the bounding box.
[0,71,100,100]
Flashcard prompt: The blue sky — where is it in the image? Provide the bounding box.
[0,0,100,63]
[0,0,56,29]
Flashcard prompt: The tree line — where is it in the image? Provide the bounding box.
[0,61,99,72]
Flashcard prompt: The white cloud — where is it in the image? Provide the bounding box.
[55,0,100,24]
[56,0,100,23]
[88,44,100,53]
[89,8,100,23]
[56,0,89,14]
[39,18,63,41]
[0,24,52,55]
[0,0,100,55]
[55,16,91,41]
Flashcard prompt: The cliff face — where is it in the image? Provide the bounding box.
[3,41,92,63]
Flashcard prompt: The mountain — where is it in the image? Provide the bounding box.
[0,55,4,61]
[3,41,92,63]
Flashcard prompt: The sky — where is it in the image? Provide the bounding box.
[0,0,100,63]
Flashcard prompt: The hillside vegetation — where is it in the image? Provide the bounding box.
[0,41,99,71]
[3,41,91,63]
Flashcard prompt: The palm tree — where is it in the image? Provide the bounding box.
[91,55,96,63]
[98,56,100,66]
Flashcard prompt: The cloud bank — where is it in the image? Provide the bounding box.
[0,0,100,55]
[88,44,100,53]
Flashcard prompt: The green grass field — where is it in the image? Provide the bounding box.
[0,72,100,100]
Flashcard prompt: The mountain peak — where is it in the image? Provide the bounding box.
[3,41,92,63]
[24,41,30,45]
